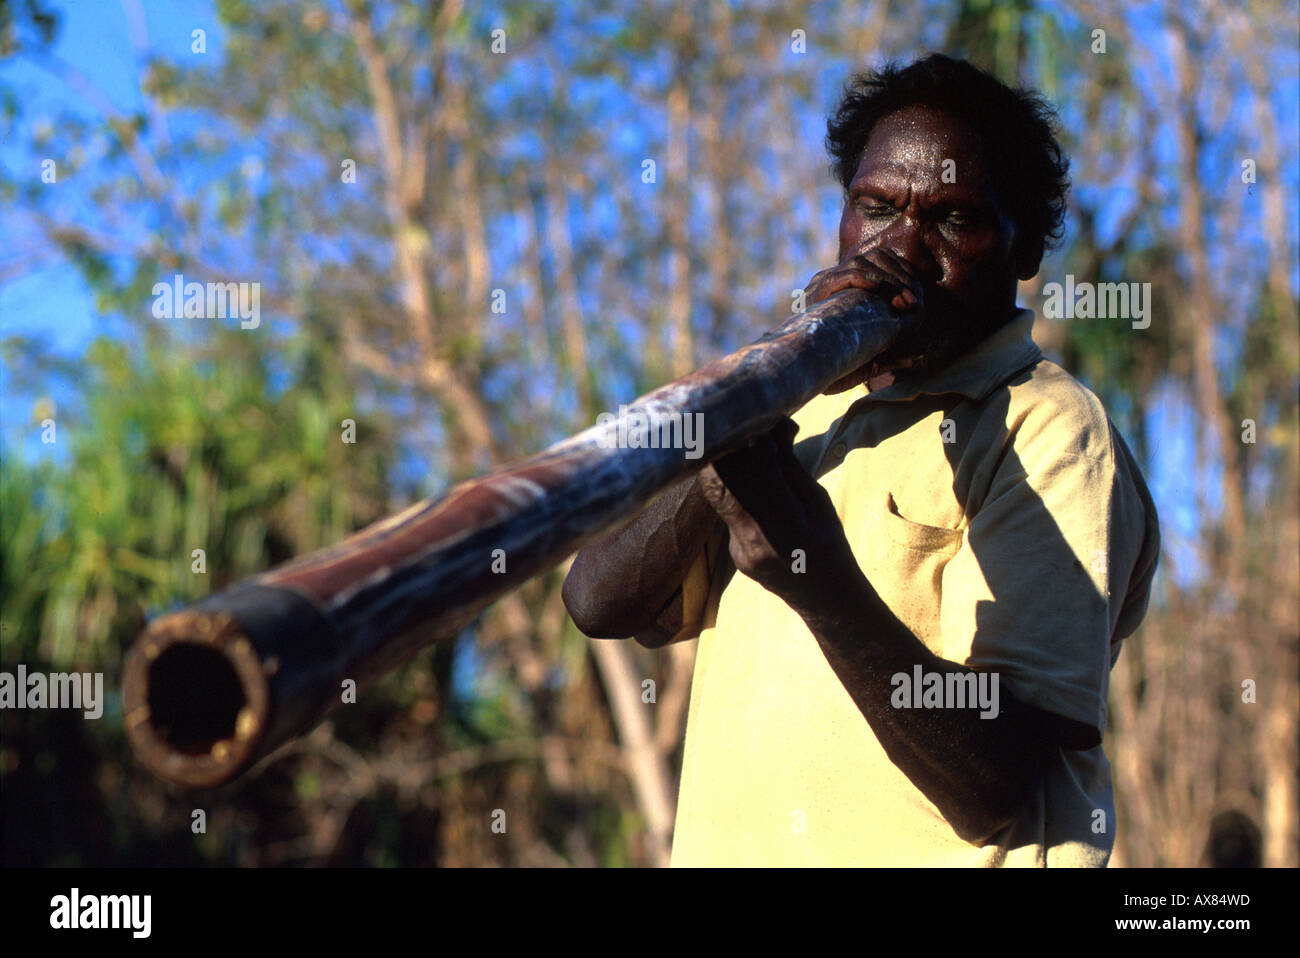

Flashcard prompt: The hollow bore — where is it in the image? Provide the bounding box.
[145,643,246,756]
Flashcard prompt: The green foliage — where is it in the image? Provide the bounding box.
[0,324,402,866]
[1,326,394,671]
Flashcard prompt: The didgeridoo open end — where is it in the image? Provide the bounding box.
[123,580,349,789]
[122,610,270,789]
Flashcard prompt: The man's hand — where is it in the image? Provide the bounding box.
[804,249,927,393]
[804,248,925,313]
[699,418,862,619]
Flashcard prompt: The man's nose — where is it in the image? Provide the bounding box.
[870,216,941,282]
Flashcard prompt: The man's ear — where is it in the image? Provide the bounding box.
[1014,239,1042,281]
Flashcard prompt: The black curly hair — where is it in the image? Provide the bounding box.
[826,54,1070,276]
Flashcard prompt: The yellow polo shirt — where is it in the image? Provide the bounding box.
[669,309,1160,867]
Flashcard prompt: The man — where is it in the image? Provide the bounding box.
[563,54,1160,866]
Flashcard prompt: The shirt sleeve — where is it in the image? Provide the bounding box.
[937,403,1157,739]
[667,522,732,643]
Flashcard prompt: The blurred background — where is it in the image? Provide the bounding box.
[0,0,1295,867]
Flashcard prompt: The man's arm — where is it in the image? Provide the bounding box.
[699,422,1089,845]
[562,475,723,646]
[789,569,1074,845]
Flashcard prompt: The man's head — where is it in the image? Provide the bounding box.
[825,54,1069,373]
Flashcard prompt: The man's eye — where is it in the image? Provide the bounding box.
[856,203,894,218]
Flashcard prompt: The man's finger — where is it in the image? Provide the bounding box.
[698,464,745,520]
[814,264,897,299]
[855,252,922,310]
[699,464,770,561]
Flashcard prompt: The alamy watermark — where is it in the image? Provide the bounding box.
[0,666,104,719]
[1041,274,1151,329]
[890,665,1000,719]
[50,888,151,938]
[151,272,261,328]
[595,405,704,460]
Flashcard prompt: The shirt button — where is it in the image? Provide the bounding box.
[829,441,847,460]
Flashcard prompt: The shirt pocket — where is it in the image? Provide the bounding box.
[866,491,965,653]
[879,491,965,554]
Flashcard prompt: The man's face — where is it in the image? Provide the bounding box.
[838,104,1022,370]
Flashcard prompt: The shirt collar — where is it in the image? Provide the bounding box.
[861,307,1042,403]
